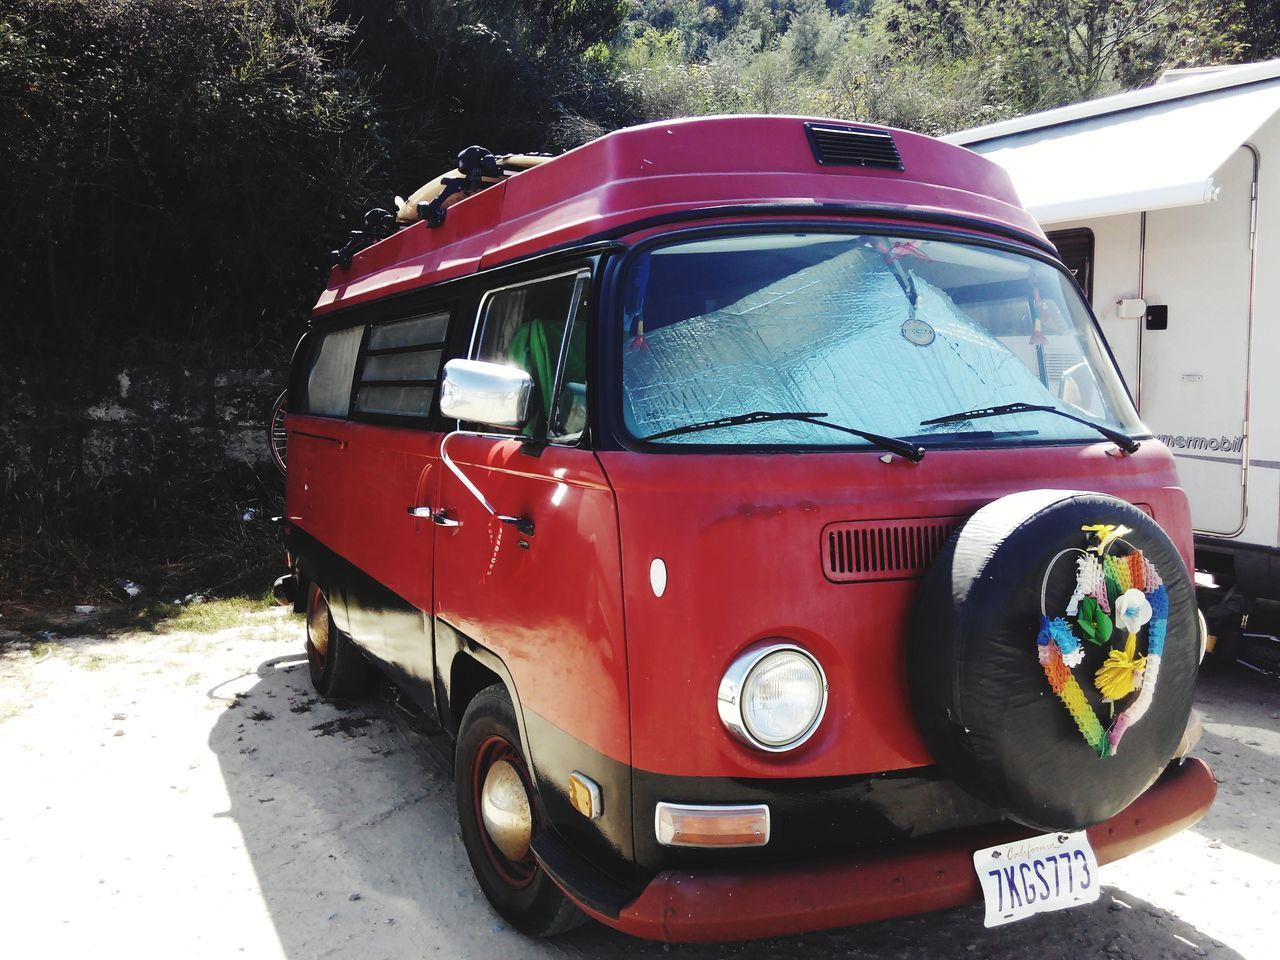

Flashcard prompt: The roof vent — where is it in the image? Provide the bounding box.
[805,123,903,171]
[822,517,961,583]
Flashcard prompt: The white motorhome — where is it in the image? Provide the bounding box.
[949,61,1280,652]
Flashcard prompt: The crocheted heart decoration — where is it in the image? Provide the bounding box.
[1035,524,1169,757]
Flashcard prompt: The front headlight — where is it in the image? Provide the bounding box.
[717,643,828,752]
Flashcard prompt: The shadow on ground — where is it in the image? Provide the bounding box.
[208,653,1254,960]
[1189,664,1280,865]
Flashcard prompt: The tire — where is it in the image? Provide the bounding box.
[268,389,288,477]
[455,684,584,937]
[305,582,373,699]
[909,490,1199,831]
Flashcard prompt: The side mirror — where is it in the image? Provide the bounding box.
[439,358,534,429]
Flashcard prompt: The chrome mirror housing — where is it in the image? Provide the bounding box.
[439,359,534,429]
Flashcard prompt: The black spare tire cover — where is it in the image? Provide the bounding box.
[908,490,1198,831]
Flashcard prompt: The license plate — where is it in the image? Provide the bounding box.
[972,831,1100,927]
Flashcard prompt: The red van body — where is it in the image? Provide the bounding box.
[282,116,1215,941]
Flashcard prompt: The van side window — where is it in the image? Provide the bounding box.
[474,270,589,441]
[302,325,364,417]
[355,310,451,418]
[550,284,589,440]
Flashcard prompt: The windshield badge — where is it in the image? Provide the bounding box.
[901,317,936,346]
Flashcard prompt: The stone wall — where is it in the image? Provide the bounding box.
[1,366,286,482]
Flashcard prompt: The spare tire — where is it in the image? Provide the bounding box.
[908,489,1198,831]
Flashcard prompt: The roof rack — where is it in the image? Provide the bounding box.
[329,146,552,270]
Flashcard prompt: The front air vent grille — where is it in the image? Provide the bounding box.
[805,123,904,170]
[822,517,962,583]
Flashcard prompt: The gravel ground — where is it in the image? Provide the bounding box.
[0,607,1276,960]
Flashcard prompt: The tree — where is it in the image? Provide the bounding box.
[0,0,377,364]
[1014,0,1244,98]
[1238,0,1280,59]
[783,0,847,77]
[874,0,1245,106]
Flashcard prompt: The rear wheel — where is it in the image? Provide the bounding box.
[305,583,372,699]
[268,389,288,476]
[455,684,584,937]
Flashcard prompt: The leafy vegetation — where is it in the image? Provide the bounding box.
[0,0,635,369]
[0,461,283,612]
[612,0,1251,133]
[0,0,1271,617]
[0,0,1266,370]
[0,0,374,367]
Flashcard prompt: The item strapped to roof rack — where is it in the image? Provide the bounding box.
[329,207,398,271]
[329,148,553,271]
[394,148,553,227]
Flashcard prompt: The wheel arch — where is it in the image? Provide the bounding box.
[451,654,506,733]
[436,621,536,771]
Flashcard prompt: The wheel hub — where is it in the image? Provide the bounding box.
[480,759,533,862]
[307,589,330,663]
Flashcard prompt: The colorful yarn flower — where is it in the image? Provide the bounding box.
[1082,523,1132,554]
[1041,641,1110,757]
[1109,586,1170,753]
[1095,631,1146,701]
[1038,616,1085,667]
[1076,597,1113,646]
[1113,588,1153,633]
[1066,553,1103,616]
[1036,532,1170,758]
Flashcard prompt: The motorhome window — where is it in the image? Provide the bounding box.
[354,310,450,418]
[302,325,363,417]
[1048,228,1095,301]
[620,232,1143,448]
[474,270,590,438]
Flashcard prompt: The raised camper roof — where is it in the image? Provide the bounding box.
[315,115,1045,317]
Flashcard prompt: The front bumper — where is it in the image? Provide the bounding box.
[539,757,1215,943]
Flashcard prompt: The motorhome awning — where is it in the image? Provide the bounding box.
[958,79,1280,225]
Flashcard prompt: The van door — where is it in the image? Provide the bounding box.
[1140,145,1256,535]
[340,309,452,701]
[432,269,630,766]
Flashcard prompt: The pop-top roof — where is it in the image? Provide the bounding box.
[316,115,1044,315]
[947,59,1280,225]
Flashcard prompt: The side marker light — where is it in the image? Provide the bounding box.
[568,771,602,820]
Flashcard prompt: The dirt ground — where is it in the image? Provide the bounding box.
[1,607,1276,960]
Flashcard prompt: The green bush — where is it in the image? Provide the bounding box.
[0,0,378,367]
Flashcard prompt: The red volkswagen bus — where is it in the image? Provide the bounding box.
[279,116,1215,940]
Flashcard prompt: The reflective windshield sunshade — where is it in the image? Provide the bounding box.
[620,232,1143,450]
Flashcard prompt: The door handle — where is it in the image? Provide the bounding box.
[408,505,462,527]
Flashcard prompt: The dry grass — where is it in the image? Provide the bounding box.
[0,464,284,633]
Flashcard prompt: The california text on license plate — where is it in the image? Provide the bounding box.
[972,831,1101,927]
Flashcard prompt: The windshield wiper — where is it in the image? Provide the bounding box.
[919,402,1140,454]
[639,410,926,462]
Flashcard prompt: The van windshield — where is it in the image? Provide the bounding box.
[620,232,1145,449]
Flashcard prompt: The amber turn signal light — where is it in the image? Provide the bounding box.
[654,802,770,848]
[568,771,602,820]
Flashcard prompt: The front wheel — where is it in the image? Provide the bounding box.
[455,684,584,937]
